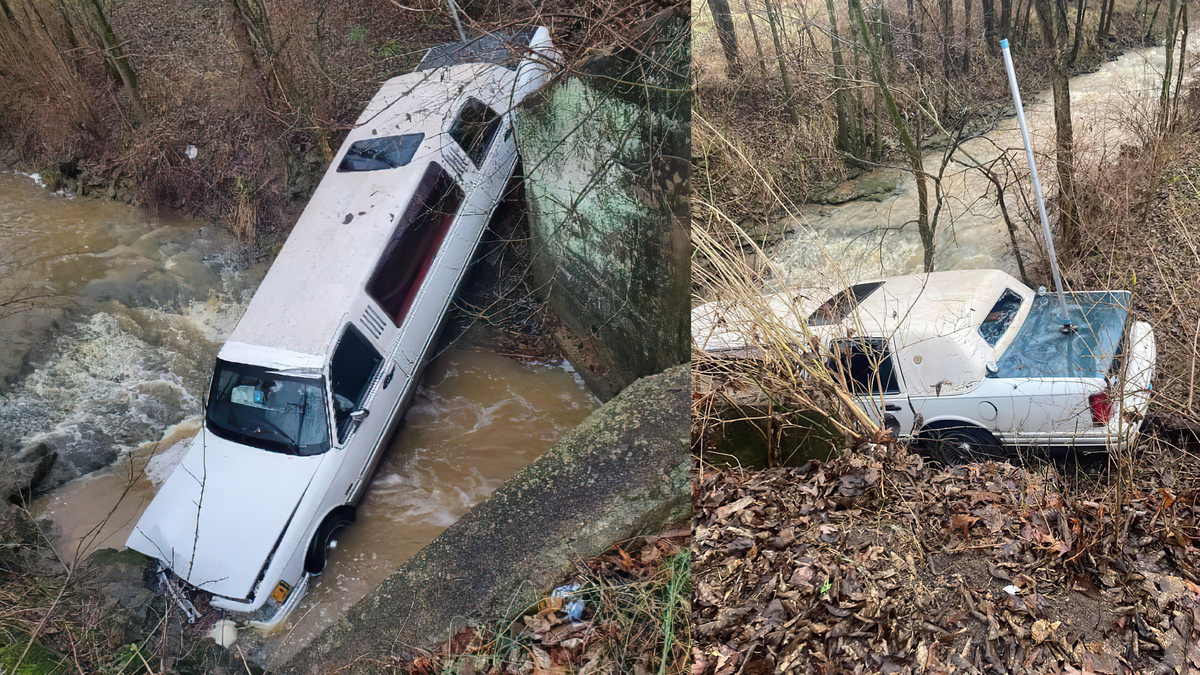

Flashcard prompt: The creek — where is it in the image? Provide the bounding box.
[768,43,1179,291]
[0,172,597,658]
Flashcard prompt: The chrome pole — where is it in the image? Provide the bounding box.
[1001,38,1073,330]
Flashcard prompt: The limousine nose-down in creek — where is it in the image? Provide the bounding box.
[126,29,559,630]
[693,269,1156,464]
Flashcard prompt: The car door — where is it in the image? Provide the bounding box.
[828,337,916,438]
[327,323,395,502]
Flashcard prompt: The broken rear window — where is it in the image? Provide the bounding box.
[337,134,425,172]
[978,288,1024,346]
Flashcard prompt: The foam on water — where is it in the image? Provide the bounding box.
[0,312,198,471]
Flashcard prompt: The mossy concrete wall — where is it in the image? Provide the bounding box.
[514,7,690,400]
[280,364,689,673]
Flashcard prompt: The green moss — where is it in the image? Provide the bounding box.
[706,410,842,469]
[0,630,71,675]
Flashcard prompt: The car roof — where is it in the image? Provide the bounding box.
[223,63,519,364]
[813,269,1034,396]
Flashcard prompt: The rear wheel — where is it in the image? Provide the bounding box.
[923,426,1007,465]
[305,508,355,575]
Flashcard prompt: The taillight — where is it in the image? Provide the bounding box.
[1089,392,1112,426]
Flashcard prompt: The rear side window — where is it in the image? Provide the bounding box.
[828,338,900,395]
[809,282,883,326]
[337,133,424,172]
[979,288,1023,346]
[368,163,464,326]
[330,325,383,443]
[449,98,502,166]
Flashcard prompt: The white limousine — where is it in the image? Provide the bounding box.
[126,28,559,629]
[694,269,1156,463]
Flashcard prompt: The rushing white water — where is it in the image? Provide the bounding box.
[0,172,252,479]
[769,43,1180,290]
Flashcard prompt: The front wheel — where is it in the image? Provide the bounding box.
[922,426,1007,465]
[305,508,355,575]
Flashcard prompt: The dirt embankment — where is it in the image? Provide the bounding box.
[0,0,676,249]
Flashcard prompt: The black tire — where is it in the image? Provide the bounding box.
[305,508,355,575]
[922,425,1007,465]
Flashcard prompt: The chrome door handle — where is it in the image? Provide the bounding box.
[383,366,395,390]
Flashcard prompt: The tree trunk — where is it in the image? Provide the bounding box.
[982,0,998,50]
[1148,0,1166,41]
[1068,0,1087,66]
[964,0,974,72]
[850,0,935,270]
[1032,0,1078,246]
[78,0,144,119]
[940,0,954,80]
[907,0,922,52]
[826,0,853,149]
[1172,0,1189,125]
[742,0,769,76]
[1000,0,1013,39]
[708,0,744,77]
[764,0,801,124]
[1160,0,1181,130]
[227,0,263,87]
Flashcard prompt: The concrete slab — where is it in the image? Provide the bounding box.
[278,363,689,674]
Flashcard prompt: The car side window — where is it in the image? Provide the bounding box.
[449,98,502,167]
[809,282,883,326]
[368,163,465,326]
[330,325,383,443]
[829,338,900,395]
[978,288,1023,346]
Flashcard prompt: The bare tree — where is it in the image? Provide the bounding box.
[1032,0,1079,246]
[76,0,144,118]
[742,0,769,76]
[764,0,800,124]
[850,0,937,271]
[709,0,744,77]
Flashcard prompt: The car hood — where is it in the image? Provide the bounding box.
[126,430,326,601]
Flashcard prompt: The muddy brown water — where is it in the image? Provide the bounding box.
[0,172,252,475]
[34,349,596,663]
[768,43,1181,293]
[3,172,597,660]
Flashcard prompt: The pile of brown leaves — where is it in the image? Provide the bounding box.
[400,529,690,675]
[692,444,1200,674]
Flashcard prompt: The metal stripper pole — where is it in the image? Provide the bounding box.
[1001,38,1073,331]
[446,0,467,43]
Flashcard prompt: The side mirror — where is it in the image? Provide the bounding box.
[349,409,370,423]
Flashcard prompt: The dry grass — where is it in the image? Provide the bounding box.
[0,0,678,249]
